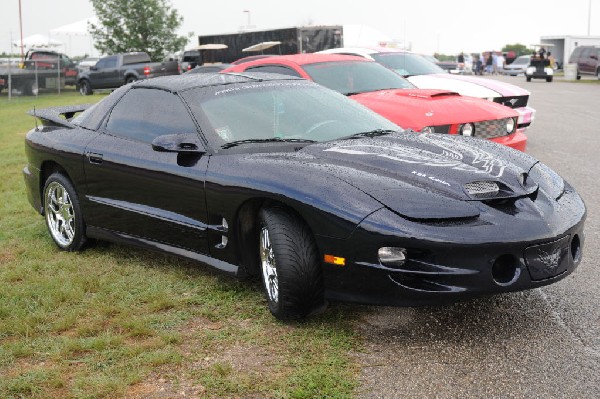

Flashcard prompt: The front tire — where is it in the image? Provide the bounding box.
[546,76,553,82]
[43,173,87,251]
[24,80,39,96]
[79,80,92,95]
[126,76,137,85]
[258,206,324,320]
[526,76,532,82]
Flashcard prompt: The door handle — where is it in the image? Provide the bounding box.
[86,152,103,165]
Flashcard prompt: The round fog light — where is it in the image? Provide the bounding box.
[378,247,407,268]
[460,123,474,136]
[506,118,516,134]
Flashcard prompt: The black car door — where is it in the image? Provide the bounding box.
[83,87,210,254]
[93,56,119,88]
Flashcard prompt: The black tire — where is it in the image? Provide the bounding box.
[43,173,87,251]
[126,76,137,85]
[24,80,39,96]
[546,76,553,82]
[79,80,93,96]
[526,76,532,82]
[257,205,324,320]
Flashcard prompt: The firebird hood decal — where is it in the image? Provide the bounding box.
[324,142,507,178]
[296,133,538,217]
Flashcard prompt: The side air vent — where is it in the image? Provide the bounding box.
[465,181,500,197]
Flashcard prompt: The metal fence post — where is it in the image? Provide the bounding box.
[35,60,39,97]
[57,56,61,95]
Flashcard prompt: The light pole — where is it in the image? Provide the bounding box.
[588,0,592,35]
[243,10,251,30]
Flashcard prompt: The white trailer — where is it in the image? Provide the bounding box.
[541,35,600,68]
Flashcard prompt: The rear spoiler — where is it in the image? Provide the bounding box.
[27,104,94,128]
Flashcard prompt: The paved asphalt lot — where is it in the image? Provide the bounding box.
[353,76,600,398]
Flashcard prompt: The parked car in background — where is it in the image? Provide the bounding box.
[223,54,526,151]
[569,45,600,79]
[24,73,586,320]
[180,50,202,72]
[77,52,180,95]
[319,47,536,132]
[503,55,530,76]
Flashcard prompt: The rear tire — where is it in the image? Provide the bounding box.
[526,76,532,82]
[43,173,87,251]
[126,76,137,84]
[258,205,324,320]
[546,76,553,82]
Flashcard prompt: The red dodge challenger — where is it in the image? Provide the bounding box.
[223,54,526,151]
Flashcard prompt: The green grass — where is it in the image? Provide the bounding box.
[0,90,360,398]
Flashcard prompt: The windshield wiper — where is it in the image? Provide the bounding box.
[341,129,398,140]
[221,137,316,149]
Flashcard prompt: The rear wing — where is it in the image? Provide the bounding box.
[27,104,93,128]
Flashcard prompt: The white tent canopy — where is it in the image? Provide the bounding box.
[242,41,281,52]
[13,34,62,48]
[50,17,98,36]
[191,44,228,50]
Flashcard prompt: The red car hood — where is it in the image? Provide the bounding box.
[349,89,518,131]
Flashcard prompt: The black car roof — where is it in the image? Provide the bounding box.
[134,72,304,93]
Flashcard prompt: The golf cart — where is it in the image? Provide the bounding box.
[525,44,554,82]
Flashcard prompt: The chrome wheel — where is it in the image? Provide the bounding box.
[45,181,76,247]
[260,226,279,303]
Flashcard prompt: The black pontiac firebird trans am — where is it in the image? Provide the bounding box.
[23,73,586,320]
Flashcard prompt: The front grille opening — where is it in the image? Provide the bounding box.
[493,95,529,109]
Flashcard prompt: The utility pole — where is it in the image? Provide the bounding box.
[18,0,24,62]
[588,0,592,35]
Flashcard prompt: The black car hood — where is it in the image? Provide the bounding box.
[292,132,540,220]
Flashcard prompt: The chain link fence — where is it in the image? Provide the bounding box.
[1,57,79,99]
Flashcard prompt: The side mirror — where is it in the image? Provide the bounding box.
[152,133,206,154]
[90,66,98,71]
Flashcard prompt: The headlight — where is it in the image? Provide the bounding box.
[421,126,434,134]
[459,123,474,136]
[506,118,516,134]
[378,247,407,268]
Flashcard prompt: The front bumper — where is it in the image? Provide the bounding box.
[515,106,535,130]
[320,188,586,306]
[490,130,527,152]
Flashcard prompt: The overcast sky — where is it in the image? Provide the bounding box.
[1,0,599,57]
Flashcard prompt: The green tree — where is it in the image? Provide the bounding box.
[89,0,191,60]
[502,43,530,57]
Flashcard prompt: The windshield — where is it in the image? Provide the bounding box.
[372,53,446,76]
[182,80,400,149]
[512,56,530,65]
[302,61,414,95]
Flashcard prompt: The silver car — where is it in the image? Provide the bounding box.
[503,55,530,76]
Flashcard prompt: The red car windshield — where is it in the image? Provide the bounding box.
[302,61,414,95]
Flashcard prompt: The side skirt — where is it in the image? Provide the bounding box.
[87,226,239,275]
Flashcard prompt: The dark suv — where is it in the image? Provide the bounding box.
[569,46,600,79]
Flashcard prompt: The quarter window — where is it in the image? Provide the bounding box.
[106,88,197,143]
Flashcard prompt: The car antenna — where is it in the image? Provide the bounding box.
[33,107,39,131]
